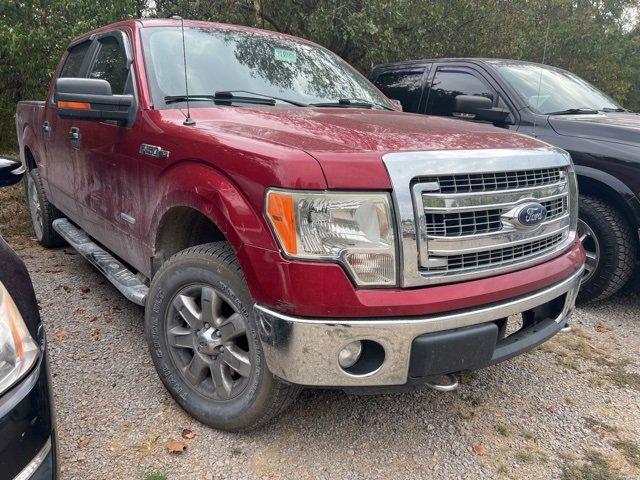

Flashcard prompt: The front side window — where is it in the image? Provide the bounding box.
[492,62,621,114]
[427,69,495,116]
[373,70,425,113]
[141,27,392,109]
[89,36,129,94]
[59,41,91,78]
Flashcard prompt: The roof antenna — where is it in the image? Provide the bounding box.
[171,15,195,126]
[532,17,551,138]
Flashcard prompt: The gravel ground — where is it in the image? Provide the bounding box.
[9,240,636,480]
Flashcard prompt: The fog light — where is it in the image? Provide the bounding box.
[338,341,363,369]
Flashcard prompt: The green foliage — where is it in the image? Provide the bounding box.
[0,0,638,151]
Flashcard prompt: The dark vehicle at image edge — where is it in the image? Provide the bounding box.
[371,58,640,303]
[0,158,57,479]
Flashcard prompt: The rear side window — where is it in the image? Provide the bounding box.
[59,41,91,78]
[427,69,495,116]
[89,36,129,94]
[373,70,425,113]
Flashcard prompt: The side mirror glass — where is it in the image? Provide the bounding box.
[454,94,512,125]
[54,78,134,125]
[0,158,25,187]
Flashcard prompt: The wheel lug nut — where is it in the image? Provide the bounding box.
[216,331,222,337]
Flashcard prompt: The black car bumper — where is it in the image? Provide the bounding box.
[0,335,57,480]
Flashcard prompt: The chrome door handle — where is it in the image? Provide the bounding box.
[42,122,51,139]
[69,127,80,149]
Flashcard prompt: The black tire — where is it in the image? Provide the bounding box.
[145,242,300,431]
[24,168,65,247]
[577,195,637,304]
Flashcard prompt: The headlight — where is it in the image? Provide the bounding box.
[0,282,39,394]
[266,189,396,286]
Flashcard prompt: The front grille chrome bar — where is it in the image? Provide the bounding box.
[382,148,578,287]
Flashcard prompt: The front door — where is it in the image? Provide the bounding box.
[72,31,146,269]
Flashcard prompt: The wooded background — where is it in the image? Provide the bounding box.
[1,0,638,151]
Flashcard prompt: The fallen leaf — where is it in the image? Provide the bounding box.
[62,285,71,293]
[166,441,187,453]
[91,329,102,341]
[75,308,86,315]
[52,330,70,341]
[548,405,556,413]
[80,286,90,294]
[473,444,488,456]
[78,435,90,448]
[181,428,196,439]
[90,316,98,322]
[595,322,610,333]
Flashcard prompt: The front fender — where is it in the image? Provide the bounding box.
[148,160,279,256]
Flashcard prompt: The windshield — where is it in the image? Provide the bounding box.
[141,27,391,109]
[493,62,622,114]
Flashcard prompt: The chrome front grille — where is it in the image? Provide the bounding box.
[382,148,578,287]
[420,167,563,193]
[429,233,565,272]
[424,195,568,237]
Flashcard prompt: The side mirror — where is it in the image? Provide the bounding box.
[0,158,25,187]
[54,78,134,125]
[454,94,512,125]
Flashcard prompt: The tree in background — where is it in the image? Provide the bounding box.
[1,0,638,151]
[0,0,144,150]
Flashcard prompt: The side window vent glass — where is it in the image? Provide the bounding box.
[374,70,425,113]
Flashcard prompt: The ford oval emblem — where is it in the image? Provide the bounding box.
[515,202,547,228]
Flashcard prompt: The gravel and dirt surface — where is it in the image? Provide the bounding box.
[2,181,640,480]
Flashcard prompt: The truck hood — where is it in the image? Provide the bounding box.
[548,112,640,146]
[184,107,544,188]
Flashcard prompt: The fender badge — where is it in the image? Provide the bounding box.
[139,144,170,159]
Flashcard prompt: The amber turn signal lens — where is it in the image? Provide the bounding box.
[266,191,297,254]
[57,101,91,110]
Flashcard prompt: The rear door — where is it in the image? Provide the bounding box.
[43,39,94,217]
[72,31,145,267]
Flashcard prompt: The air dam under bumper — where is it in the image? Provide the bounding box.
[255,266,583,387]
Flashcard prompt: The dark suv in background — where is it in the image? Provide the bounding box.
[370,58,640,303]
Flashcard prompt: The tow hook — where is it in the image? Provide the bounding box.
[425,373,459,392]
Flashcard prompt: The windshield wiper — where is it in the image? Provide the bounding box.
[310,98,394,110]
[601,107,627,112]
[547,108,599,115]
[215,90,307,107]
[164,93,276,106]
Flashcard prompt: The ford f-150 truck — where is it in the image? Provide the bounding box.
[15,19,584,431]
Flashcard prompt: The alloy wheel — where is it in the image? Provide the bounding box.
[577,218,600,284]
[165,284,253,401]
[26,174,43,241]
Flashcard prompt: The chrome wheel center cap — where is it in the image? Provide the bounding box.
[196,327,223,356]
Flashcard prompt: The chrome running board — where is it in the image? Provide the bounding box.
[52,218,148,305]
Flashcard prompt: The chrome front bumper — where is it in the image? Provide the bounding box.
[255,266,583,387]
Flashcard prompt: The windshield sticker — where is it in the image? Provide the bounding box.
[274,48,297,63]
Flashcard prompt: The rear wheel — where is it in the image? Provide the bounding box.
[576,195,637,304]
[145,242,300,431]
[25,168,65,247]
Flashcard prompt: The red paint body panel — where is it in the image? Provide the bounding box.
[241,240,585,318]
[15,19,583,320]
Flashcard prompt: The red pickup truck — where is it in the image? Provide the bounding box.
[15,19,585,431]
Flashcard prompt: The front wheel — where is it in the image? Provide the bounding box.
[145,242,300,431]
[576,195,637,304]
[25,168,65,247]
